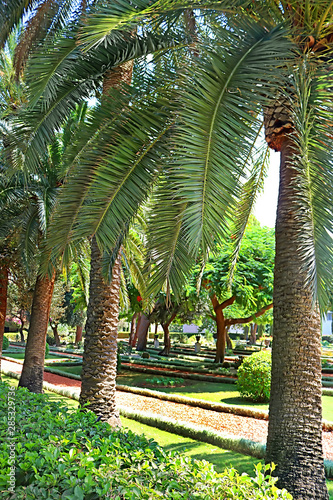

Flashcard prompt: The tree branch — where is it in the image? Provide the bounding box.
[215,295,236,312]
[225,303,273,326]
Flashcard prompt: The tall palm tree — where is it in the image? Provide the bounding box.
[4,2,333,498]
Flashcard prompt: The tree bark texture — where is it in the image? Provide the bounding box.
[75,325,83,344]
[79,237,122,427]
[0,266,9,379]
[266,140,328,500]
[214,307,226,363]
[129,311,139,347]
[49,320,61,346]
[136,314,150,351]
[249,323,257,345]
[19,271,56,392]
[159,311,177,356]
[159,323,171,356]
[19,311,25,343]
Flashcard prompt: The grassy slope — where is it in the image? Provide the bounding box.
[2,376,332,499]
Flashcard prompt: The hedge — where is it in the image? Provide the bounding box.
[0,382,293,499]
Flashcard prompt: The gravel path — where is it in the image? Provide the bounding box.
[2,358,333,460]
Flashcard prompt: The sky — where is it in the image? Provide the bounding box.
[253,151,280,228]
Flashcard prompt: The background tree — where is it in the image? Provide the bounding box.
[6,261,36,342]
[198,220,274,363]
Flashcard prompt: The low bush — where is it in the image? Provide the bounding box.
[45,342,50,358]
[2,336,9,351]
[0,382,292,499]
[145,376,185,387]
[237,351,271,403]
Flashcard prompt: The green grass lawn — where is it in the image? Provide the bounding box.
[2,375,333,499]
[3,351,67,361]
[51,364,83,375]
[116,370,333,422]
[19,362,333,422]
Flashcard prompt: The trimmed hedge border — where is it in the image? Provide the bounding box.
[2,367,332,431]
[121,364,237,384]
[122,356,234,375]
[116,384,269,420]
[43,366,81,380]
[119,405,266,458]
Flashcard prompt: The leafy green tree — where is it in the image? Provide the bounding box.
[198,221,274,363]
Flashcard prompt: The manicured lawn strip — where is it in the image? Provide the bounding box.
[118,364,237,384]
[122,356,234,375]
[42,365,333,421]
[46,365,82,376]
[120,416,261,475]
[2,352,67,361]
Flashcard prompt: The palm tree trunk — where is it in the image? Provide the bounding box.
[0,265,9,379]
[79,236,122,427]
[266,139,328,499]
[19,271,56,392]
[249,323,257,345]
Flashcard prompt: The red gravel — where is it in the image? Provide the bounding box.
[2,358,333,460]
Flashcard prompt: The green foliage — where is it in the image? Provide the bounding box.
[45,342,49,358]
[141,351,150,359]
[117,350,122,372]
[237,351,271,403]
[0,382,292,499]
[2,335,9,350]
[145,376,185,387]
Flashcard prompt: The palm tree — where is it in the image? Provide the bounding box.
[4,2,333,497]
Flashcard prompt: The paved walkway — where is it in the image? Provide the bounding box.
[2,358,333,461]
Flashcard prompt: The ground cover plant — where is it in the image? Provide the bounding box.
[0,382,294,499]
[144,376,186,387]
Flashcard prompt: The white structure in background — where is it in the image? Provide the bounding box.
[183,324,199,334]
[322,312,332,336]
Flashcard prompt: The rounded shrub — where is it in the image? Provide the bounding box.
[45,342,50,358]
[141,351,150,359]
[2,335,9,351]
[237,350,271,402]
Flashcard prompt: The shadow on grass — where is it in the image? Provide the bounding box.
[222,396,268,408]
[163,440,260,476]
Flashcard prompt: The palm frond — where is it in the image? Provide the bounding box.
[10,28,184,174]
[227,141,270,286]
[161,21,292,256]
[78,0,255,51]
[145,183,196,300]
[0,0,38,48]
[45,83,174,262]
[289,56,333,310]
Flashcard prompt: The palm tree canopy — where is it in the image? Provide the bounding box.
[4,0,333,310]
